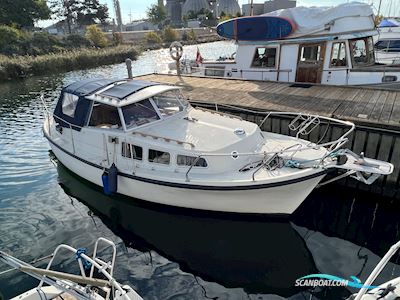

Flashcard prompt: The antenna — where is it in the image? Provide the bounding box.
[113,0,123,32]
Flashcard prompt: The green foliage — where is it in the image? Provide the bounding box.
[187,29,197,42]
[144,31,162,44]
[186,8,213,20]
[112,32,123,45]
[85,24,108,48]
[182,29,196,42]
[63,34,92,48]
[0,0,51,28]
[147,4,167,29]
[162,26,178,43]
[26,32,63,55]
[0,25,27,55]
[219,14,234,23]
[0,46,139,81]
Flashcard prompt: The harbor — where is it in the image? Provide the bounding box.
[1,0,400,298]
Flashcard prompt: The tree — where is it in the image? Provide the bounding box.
[50,0,80,34]
[76,0,109,26]
[0,0,51,28]
[85,24,108,47]
[147,4,167,30]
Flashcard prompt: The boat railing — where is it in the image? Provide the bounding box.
[0,237,142,300]
[354,239,400,300]
[41,100,354,182]
[179,66,293,82]
[185,103,355,181]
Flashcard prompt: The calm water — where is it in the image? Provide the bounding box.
[0,41,400,300]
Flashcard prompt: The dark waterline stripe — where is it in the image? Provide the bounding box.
[44,131,327,191]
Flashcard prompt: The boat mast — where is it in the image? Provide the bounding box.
[250,0,254,16]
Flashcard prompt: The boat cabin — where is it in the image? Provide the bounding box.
[201,3,400,87]
[54,78,188,132]
[51,78,261,174]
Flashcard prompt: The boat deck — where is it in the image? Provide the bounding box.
[135,74,400,130]
[135,74,400,198]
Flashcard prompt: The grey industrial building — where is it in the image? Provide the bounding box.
[166,0,241,26]
[242,0,296,16]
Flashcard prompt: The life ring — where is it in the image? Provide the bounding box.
[169,41,183,61]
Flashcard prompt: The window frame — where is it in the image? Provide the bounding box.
[176,154,208,168]
[87,102,123,129]
[250,47,278,69]
[148,148,171,165]
[299,44,322,63]
[121,142,143,161]
[61,92,79,118]
[329,41,348,68]
[349,36,375,67]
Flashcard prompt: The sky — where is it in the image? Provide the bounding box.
[39,0,399,27]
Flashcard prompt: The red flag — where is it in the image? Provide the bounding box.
[196,47,203,65]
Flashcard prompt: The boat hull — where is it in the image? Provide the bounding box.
[49,141,325,215]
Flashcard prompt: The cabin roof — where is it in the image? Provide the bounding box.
[63,78,117,97]
[97,80,160,99]
[63,78,181,107]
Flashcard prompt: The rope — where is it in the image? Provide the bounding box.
[75,248,92,270]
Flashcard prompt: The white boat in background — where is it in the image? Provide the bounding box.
[0,238,143,300]
[351,240,400,300]
[41,78,393,215]
[375,19,400,65]
[193,3,400,89]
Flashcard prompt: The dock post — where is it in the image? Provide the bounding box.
[125,58,133,79]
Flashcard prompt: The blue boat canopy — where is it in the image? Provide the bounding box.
[63,78,116,97]
[53,78,166,131]
[379,19,400,28]
[98,80,160,100]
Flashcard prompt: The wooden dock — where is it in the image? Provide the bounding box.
[135,74,400,198]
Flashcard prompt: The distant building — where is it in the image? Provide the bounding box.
[242,0,296,16]
[166,0,241,26]
[242,3,264,16]
[124,20,157,31]
[217,0,241,16]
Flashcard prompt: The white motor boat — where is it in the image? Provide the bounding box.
[42,78,393,215]
[375,20,400,65]
[350,240,400,300]
[0,237,143,300]
[195,3,400,89]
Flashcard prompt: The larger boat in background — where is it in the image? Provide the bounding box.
[198,3,400,88]
[42,78,392,215]
[374,18,400,65]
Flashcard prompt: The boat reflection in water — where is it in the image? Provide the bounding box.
[55,161,318,298]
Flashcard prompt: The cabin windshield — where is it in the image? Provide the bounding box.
[122,99,160,129]
[152,90,188,117]
[350,37,375,67]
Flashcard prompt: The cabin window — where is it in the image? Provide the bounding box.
[152,90,185,117]
[300,45,321,62]
[251,48,276,68]
[177,155,208,167]
[350,37,375,66]
[375,40,400,52]
[330,42,347,67]
[122,99,160,129]
[62,93,79,117]
[121,142,142,160]
[89,103,122,128]
[148,149,170,165]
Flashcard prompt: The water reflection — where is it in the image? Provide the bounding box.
[56,161,317,297]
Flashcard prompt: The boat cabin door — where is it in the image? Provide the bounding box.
[296,43,326,84]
